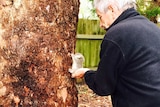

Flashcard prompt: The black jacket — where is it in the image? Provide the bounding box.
[84,8,160,107]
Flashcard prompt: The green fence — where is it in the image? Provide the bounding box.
[75,34,104,68]
[77,19,105,35]
[76,19,105,68]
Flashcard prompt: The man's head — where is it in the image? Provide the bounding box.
[94,0,136,29]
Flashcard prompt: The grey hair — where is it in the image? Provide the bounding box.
[94,0,137,13]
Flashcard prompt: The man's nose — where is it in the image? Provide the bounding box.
[99,22,103,28]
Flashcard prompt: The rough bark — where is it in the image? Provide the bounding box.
[0,0,79,106]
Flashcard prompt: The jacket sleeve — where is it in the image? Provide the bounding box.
[84,39,125,96]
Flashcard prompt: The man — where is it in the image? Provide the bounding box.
[71,0,160,107]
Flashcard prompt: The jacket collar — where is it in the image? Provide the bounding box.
[106,8,140,31]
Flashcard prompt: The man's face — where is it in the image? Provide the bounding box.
[96,5,121,30]
[96,9,114,30]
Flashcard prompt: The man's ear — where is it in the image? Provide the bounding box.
[107,4,114,12]
[107,3,119,13]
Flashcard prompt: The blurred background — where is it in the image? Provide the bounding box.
[75,0,160,68]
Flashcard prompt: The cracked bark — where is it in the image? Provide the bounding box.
[0,0,79,106]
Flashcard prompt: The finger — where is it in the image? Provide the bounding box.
[71,73,76,78]
[72,72,83,78]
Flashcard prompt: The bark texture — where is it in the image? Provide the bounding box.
[0,0,79,106]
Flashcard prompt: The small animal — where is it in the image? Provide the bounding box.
[69,53,85,74]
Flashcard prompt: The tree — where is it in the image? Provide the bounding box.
[0,0,79,106]
[137,0,160,23]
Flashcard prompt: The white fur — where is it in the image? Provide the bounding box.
[69,53,85,74]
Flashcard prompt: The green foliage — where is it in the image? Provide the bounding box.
[89,0,93,1]
[137,0,160,23]
[145,7,160,19]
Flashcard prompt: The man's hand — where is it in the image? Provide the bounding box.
[71,68,90,78]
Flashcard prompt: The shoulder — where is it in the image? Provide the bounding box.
[104,15,152,42]
[108,16,146,36]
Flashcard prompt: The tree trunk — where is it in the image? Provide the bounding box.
[0,0,79,106]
